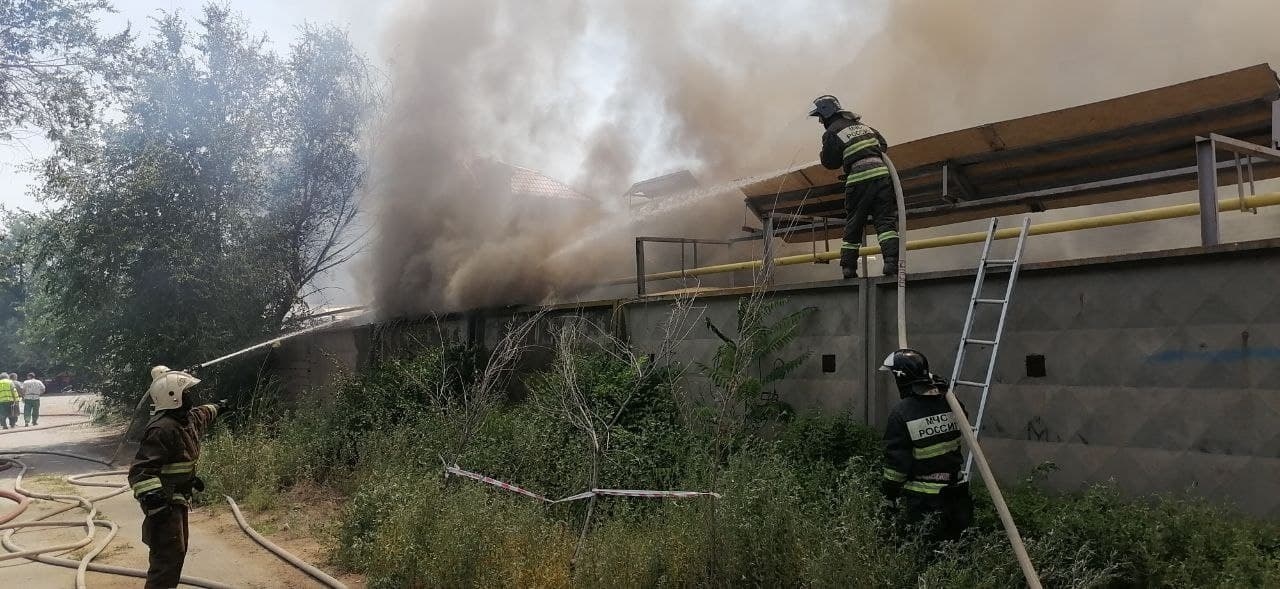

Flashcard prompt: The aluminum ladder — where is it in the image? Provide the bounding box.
[948,216,1032,479]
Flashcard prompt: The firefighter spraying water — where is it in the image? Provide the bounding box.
[810,95,901,279]
[127,366,225,588]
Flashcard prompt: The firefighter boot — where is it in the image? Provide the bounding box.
[880,238,900,276]
[840,248,859,279]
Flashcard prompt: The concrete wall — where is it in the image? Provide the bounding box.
[274,238,1280,517]
[624,282,870,418]
[273,327,368,402]
[873,239,1280,517]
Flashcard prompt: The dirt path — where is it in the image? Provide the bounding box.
[1,394,361,588]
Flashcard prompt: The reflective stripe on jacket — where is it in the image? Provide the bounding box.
[882,393,964,496]
[819,115,889,186]
[127,404,219,504]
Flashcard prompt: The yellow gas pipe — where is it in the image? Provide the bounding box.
[625,192,1280,285]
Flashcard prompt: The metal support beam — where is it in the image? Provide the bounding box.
[1208,132,1280,162]
[728,217,845,243]
[944,161,980,201]
[1195,136,1221,246]
[761,214,775,280]
[942,164,955,204]
[1273,99,1279,149]
[634,238,646,296]
[863,281,878,427]
[634,236,730,245]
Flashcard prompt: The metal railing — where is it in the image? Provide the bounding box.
[627,133,1280,294]
[618,191,1280,291]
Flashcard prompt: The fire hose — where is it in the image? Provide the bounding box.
[883,153,908,349]
[0,420,93,436]
[883,155,1041,587]
[226,496,347,589]
[0,449,347,588]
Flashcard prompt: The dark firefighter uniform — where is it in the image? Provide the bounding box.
[880,349,972,542]
[128,403,219,588]
[812,95,900,278]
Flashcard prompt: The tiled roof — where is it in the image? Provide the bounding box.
[509,165,590,200]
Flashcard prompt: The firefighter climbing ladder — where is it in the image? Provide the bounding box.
[946,216,1032,479]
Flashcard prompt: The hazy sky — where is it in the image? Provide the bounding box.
[0,0,395,212]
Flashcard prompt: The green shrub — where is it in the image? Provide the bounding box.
[776,411,880,468]
[337,465,573,588]
[201,339,1280,588]
[1006,477,1280,588]
[525,352,693,494]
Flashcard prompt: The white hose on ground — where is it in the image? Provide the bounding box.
[882,153,908,349]
[0,458,99,563]
[2,450,345,588]
[0,486,28,525]
[226,496,348,589]
[1,519,238,589]
[0,455,236,589]
[0,450,114,468]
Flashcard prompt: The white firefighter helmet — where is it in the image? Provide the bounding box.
[147,366,201,411]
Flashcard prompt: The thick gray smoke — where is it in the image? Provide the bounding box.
[366,0,1280,315]
[365,0,848,315]
[829,0,1280,266]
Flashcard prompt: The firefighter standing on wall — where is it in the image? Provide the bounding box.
[127,365,224,588]
[811,95,900,279]
[879,349,973,542]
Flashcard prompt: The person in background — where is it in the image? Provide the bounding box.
[21,372,45,427]
[8,371,20,426]
[0,373,16,429]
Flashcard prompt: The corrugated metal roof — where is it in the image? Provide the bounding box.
[625,170,700,199]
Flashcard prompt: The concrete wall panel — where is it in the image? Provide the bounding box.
[272,239,1280,517]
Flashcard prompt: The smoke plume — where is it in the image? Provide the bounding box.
[365,0,848,315]
[365,0,1280,315]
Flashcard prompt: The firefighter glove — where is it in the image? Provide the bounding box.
[139,490,169,515]
[930,373,950,393]
[192,476,206,493]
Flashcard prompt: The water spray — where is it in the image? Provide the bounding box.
[107,306,365,465]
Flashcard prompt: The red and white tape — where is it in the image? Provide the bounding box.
[445,466,551,502]
[445,465,721,503]
[592,488,721,499]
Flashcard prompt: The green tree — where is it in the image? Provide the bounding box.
[0,0,131,141]
[260,24,373,324]
[0,209,54,371]
[697,296,815,458]
[29,5,372,407]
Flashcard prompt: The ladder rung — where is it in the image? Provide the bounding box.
[986,259,1017,266]
[965,338,997,346]
[955,380,988,388]
[975,298,1007,304]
